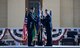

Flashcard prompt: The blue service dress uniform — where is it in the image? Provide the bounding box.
[27,11,35,46]
[41,14,52,46]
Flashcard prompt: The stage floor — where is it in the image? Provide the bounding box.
[0,45,80,48]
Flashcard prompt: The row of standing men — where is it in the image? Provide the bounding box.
[26,7,52,46]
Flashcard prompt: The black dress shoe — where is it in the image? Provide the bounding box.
[45,44,52,46]
[28,44,34,46]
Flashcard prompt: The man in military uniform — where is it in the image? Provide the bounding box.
[41,9,52,46]
[27,7,36,46]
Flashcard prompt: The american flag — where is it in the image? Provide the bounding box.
[23,16,28,43]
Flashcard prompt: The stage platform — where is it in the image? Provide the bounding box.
[0,45,80,48]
